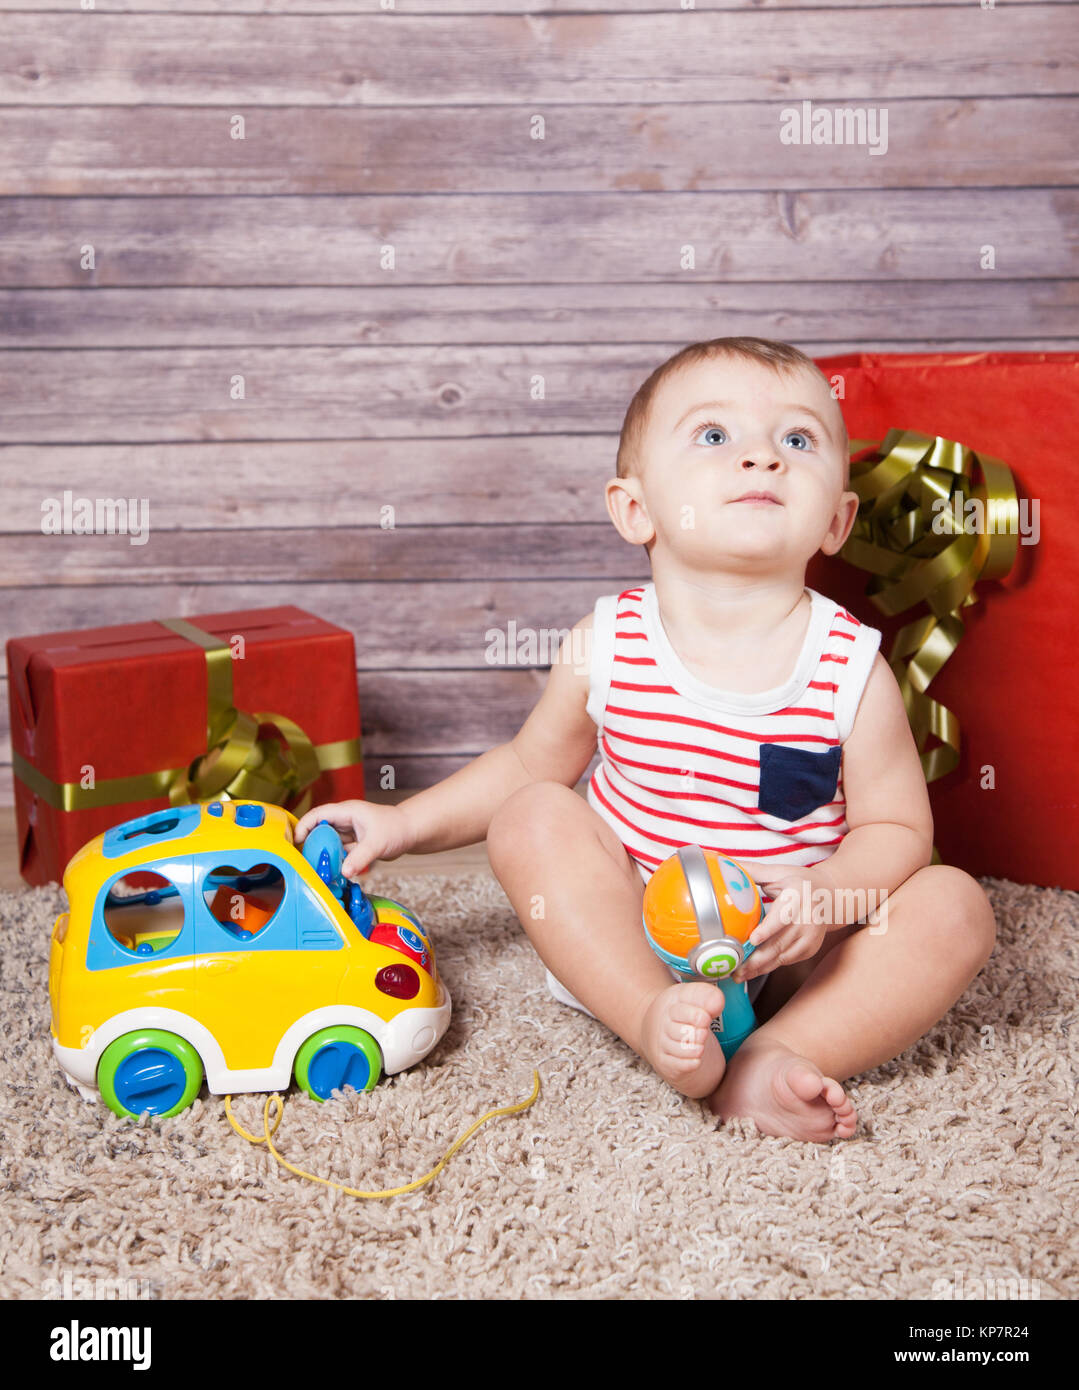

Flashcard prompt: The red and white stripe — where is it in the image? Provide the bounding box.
[586,585,870,889]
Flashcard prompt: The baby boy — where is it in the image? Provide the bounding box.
[296,336,996,1142]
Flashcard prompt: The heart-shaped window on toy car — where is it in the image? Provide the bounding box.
[202,862,285,941]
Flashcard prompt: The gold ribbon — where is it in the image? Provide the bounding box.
[840,428,1021,856]
[14,617,362,817]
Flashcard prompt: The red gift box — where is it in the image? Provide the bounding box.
[7,606,365,885]
[807,351,1078,891]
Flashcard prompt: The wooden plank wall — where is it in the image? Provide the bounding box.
[1,1,1077,803]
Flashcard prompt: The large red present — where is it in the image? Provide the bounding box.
[7,607,365,886]
[807,351,1077,891]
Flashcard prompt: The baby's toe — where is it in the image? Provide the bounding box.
[678,983,726,1017]
[666,1024,707,1058]
[668,1002,715,1032]
[784,1061,828,1105]
[821,1077,857,1135]
[662,1034,708,1072]
[822,1076,853,1113]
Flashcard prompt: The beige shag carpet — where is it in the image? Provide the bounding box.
[1,871,1076,1301]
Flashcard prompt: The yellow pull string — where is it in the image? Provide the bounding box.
[224,1070,541,1199]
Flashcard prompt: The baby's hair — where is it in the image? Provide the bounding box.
[615,336,850,485]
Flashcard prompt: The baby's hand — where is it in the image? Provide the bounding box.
[732,864,837,982]
[293,799,414,878]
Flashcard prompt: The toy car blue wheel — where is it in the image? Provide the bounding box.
[97,1029,204,1119]
[293,1026,382,1101]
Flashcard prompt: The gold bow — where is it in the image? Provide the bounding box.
[840,428,1020,790]
[157,618,327,813]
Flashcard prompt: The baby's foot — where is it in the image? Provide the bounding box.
[707,1033,857,1141]
[640,982,727,1099]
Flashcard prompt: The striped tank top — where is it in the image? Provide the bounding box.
[585,582,882,891]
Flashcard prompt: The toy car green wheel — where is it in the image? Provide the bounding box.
[294,1026,382,1101]
[97,1029,204,1119]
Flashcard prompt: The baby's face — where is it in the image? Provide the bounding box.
[612,357,856,577]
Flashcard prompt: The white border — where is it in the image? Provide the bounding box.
[53,985,452,1104]
[641,581,834,714]
[834,621,883,742]
[585,592,618,731]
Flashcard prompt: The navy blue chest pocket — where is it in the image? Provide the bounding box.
[757,743,841,822]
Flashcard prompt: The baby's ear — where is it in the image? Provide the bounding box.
[605,475,654,548]
[820,489,860,556]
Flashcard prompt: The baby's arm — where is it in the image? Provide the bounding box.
[734,653,934,979]
[296,615,598,873]
[819,652,936,916]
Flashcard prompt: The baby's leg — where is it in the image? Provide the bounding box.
[709,864,997,1141]
[486,781,727,1098]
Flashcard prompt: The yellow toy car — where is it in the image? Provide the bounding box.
[48,799,451,1118]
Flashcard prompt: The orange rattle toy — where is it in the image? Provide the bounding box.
[642,845,763,1056]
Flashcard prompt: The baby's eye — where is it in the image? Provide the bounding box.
[783,429,818,451]
[694,424,728,446]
